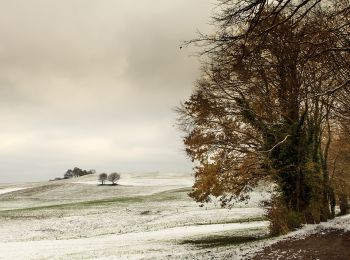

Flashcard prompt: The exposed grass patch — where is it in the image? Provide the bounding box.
[193,216,267,226]
[0,184,64,198]
[180,234,268,248]
[0,187,191,218]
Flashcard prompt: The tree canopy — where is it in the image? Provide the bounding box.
[108,172,121,185]
[179,0,350,234]
[64,167,96,179]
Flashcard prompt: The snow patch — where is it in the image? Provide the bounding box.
[0,187,31,195]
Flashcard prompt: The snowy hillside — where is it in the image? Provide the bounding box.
[0,172,269,259]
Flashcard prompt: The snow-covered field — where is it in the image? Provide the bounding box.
[0,172,270,259]
[0,187,31,195]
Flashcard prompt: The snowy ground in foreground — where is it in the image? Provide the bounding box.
[0,172,271,259]
[233,213,350,260]
[0,221,269,260]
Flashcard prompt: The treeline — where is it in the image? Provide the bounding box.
[64,167,96,179]
[51,167,96,181]
[50,168,121,186]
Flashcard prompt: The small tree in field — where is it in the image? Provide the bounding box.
[98,173,108,185]
[108,172,120,185]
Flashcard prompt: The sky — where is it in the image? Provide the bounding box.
[0,0,213,182]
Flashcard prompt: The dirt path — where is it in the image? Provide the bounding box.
[252,229,350,260]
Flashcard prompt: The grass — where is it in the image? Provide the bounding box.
[180,234,268,248]
[0,183,64,197]
[193,216,267,226]
[0,187,192,218]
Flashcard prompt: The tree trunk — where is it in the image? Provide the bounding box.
[339,194,349,215]
[330,188,336,218]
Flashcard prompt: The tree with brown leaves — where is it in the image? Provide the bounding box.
[179,0,350,234]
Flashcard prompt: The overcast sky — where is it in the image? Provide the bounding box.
[0,0,213,182]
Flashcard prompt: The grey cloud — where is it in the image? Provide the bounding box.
[0,0,212,182]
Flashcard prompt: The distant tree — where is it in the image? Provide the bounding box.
[72,167,82,177]
[108,172,121,185]
[98,173,108,185]
[64,169,73,179]
[64,167,95,179]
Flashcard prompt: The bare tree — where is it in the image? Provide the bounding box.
[188,1,349,55]
[98,173,108,185]
[108,172,121,185]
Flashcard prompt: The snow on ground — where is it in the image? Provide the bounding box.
[0,221,269,260]
[0,172,271,259]
[0,187,31,195]
[71,172,194,187]
[225,214,350,260]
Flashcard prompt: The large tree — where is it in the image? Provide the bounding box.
[328,124,350,215]
[179,0,349,234]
